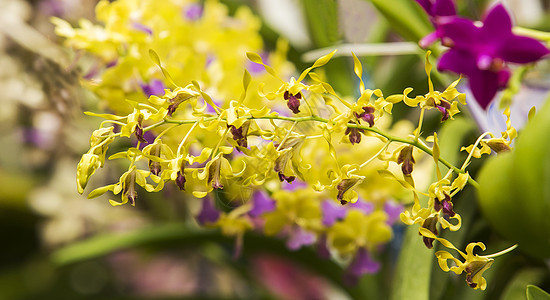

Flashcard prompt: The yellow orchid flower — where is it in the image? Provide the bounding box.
[247,50,336,114]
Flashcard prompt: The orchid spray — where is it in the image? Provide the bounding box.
[56,0,550,293]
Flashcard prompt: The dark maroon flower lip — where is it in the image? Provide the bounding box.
[397,146,415,176]
[175,161,186,191]
[283,90,302,114]
[421,216,439,249]
[434,194,456,218]
[354,105,375,127]
[229,121,250,150]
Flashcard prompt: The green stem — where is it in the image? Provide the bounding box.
[482,244,518,259]
[513,26,550,42]
[164,115,479,188]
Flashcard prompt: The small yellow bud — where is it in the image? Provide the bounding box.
[76,153,101,194]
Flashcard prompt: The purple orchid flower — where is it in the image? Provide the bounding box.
[321,200,348,226]
[432,4,549,108]
[383,200,404,225]
[343,247,381,285]
[286,226,316,250]
[184,3,203,21]
[416,0,457,48]
[249,190,276,217]
[416,0,456,22]
[196,197,220,225]
[140,79,166,97]
[282,179,308,191]
[349,199,374,215]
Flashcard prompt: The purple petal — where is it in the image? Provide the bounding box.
[497,69,511,88]
[480,4,512,42]
[321,200,347,226]
[349,199,374,215]
[132,22,153,35]
[196,197,220,225]
[134,131,156,150]
[383,200,404,225]
[497,35,550,64]
[343,248,380,285]
[140,79,166,97]
[282,180,308,191]
[468,70,501,109]
[419,31,440,48]
[106,59,118,68]
[184,3,203,21]
[432,0,456,17]
[438,49,477,76]
[286,227,316,250]
[415,0,432,15]
[249,190,276,217]
[438,18,479,49]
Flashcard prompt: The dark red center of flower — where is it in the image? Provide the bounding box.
[434,194,455,217]
[283,90,302,114]
[345,126,364,145]
[354,106,375,127]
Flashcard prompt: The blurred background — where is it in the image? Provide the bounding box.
[1,0,550,299]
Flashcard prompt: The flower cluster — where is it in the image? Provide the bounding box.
[61,0,526,290]
[52,0,292,113]
[74,43,491,287]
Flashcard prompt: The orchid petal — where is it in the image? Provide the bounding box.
[433,0,456,17]
[498,35,550,64]
[480,4,512,42]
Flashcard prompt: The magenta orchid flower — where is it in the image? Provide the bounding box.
[416,0,456,22]
[196,197,220,225]
[343,247,381,285]
[249,190,276,217]
[419,3,549,109]
[416,0,457,48]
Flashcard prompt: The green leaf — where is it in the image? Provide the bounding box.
[500,269,547,300]
[390,225,433,300]
[527,285,550,300]
[478,100,550,258]
[301,0,340,48]
[366,0,432,42]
